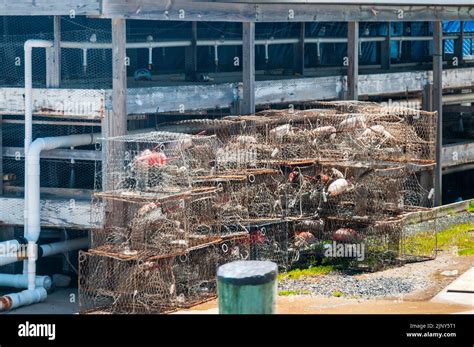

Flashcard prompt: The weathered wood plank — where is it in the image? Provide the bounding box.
[125,83,237,114]
[242,22,255,115]
[0,197,93,229]
[347,21,359,100]
[46,16,61,88]
[101,1,474,22]
[0,0,100,15]
[0,88,106,119]
[120,67,474,115]
[442,142,474,168]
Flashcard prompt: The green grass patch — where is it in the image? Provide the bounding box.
[278,265,335,281]
[404,223,474,257]
[278,289,311,296]
[467,201,474,213]
[332,290,343,297]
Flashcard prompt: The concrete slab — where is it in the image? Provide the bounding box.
[432,267,474,307]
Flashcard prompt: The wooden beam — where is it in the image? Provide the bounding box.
[0,87,106,119]
[444,105,474,113]
[433,21,443,206]
[100,2,474,22]
[0,0,100,16]
[0,114,2,196]
[422,83,433,112]
[46,16,61,88]
[442,142,474,168]
[0,197,94,229]
[454,21,464,65]
[347,21,359,100]
[185,22,198,82]
[110,18,128,139]
[381,22,391,70]
[401,22,412,61]
[241,22,255,114]
[293,23,305,76]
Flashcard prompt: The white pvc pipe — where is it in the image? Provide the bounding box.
[0,253,23,267]
[0,274,52,290]
[25,133,99,290]
[40,238,88,257]
[0,239,22,255]
[0,238,88,267]
[23,40,53,277]
[0,288,47,311]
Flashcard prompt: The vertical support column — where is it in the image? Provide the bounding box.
[422,83,433,112]
[111,18,128,139]
[433,21,443,206]
[293,22,305,76]
[454,21,464,65]
[102,18,128,227]
[381,22,391,70]
[0,114,2,196]
[46,16,61,88]
[185,22,198,82]
[401,22,412,61]
[347,21,359,101]
[242,22,255,115]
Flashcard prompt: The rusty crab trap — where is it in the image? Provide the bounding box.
[173,235,250,308]
[78,249,179,314]
[79,235,250,314]
[245,219,292,270]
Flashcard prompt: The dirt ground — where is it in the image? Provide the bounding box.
[179,253,474,314]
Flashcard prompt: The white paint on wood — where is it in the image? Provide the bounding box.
[0,88,106,119]
[0,197,94,229]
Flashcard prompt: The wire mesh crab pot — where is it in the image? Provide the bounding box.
[98,131,217,195]
[321,217,408,270]
[172,235,250,308]
[247,219,291,270]
[316,163,434,220]
[78,249,178,314]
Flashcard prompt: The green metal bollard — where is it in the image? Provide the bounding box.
[217,260,277,314]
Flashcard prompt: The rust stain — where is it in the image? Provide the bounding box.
[0,296,12,310]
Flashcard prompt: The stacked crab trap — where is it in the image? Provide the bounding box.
[80,101,439,313]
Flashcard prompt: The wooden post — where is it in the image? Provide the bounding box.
[347,21,359,100]
[101,19,128,228]
[46,16,61,88]
[110,18,128,140]
[401,22,412,61]
[293,22,305,76]
[185,22,198,82]
[422,83,433,112]
[454,21,464,66]
[381,22,391,70]
[433,21,443,206]
[0,114,2,196]
[242,22,255,115]
[217,260,277,314]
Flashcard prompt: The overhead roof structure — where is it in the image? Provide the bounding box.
[1,0,474,21]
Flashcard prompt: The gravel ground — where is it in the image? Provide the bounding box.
[279,273,430,298]
[404,211,474,236]
[279,250,474,299]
